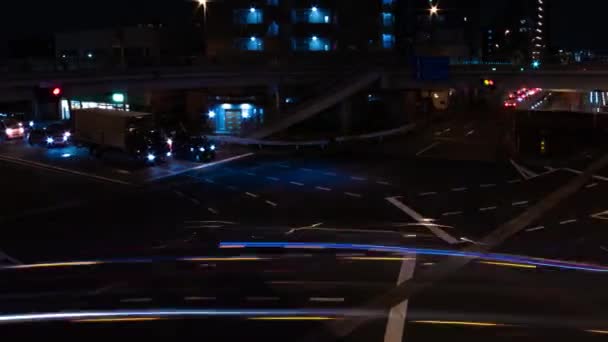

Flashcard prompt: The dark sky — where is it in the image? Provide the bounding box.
[0,0,605,51]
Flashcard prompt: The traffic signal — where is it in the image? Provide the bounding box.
[51,87,62,97]
[482,79,496,90]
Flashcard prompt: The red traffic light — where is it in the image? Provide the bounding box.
[51,87,62,96]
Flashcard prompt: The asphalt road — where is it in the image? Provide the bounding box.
[0,117,607,340]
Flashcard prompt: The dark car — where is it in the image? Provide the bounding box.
[28,123,72,147]
[168,133,216,162]
[0,118,25,140]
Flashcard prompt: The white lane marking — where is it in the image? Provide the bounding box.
[465,130,475,136]
[512,201,529,206]
[525,226,545,232]
[416,142,440,157]
[480,183,496,188]
[510,159,538,180]
[184,296,216,301]
[309,297,345,303]
[266,177,280,181]
[316,186,332,192]
[419,192,437,197]
[278,164,290,168]
[265,200,278,207]
[208,208,218,215]
[591,210,608,220]
[120,298,152,303]
[0,155,132,186]
[345,192,362,198]
[508,179,522,184]
[148,152,255,182]
[377,181,391,186]
[386,197,459,245]
[245,192,259,198]
[0,248,21,265]
[559,219,578,225]
[227,186,238,191]
[601,246,608,253]
[290,181,304,186]
[442,211,463,217]
[452,187,468,192]
[174,190,185,198]
[586,183,599,189]
[191,199,201,205]
[301,168,314,172]
[324,172,337,177]
[479,206,497,212]
[204,178,215,184]
[351,176,367,181]
[563,168,608,182]
[245,172,256,176]
[247,296,280,302]
[384,253,416,342]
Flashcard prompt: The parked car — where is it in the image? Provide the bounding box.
[0,118,25,140]
[28,123,72,147]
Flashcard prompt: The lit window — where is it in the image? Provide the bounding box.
[382,34,395,49]
[381,12,394,27]
[267,0,279,5]
[236,37,264,51]
[234,9,264,24]
[291,37,331,51]
[292,8,331,24]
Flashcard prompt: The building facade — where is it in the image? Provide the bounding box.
[483,0,548,66]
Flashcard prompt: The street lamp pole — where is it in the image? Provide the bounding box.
[195,0,208,57]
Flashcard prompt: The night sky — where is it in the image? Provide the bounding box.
[0,0,604,51]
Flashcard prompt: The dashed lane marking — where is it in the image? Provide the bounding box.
[324,172,337,177]
[245,192,259,198]
[245,172,256,176]
[480,184,496,188]
[208,208,218,215]
[452,187,468,192]
[351,176,367,181]
[174,190,185,198]
[120,298,152,303]
[345,192,362,198]
[247,296,280,302]
[290,181,305,186]
[204,178,215,184]
[559,219,578,225]
[479,206,497,212]
[227,186,238,191]
[512,201,529,206]
[386,197,459,245]
[416,142,441,157]
[586,183,599,189]
[309,297,345,303]
[149,152,255,182]
[301,168,314,172]
[265,200,278,207]
[266,177,280,181]
[191,199,201,205]
[316,186,332,192]
[377,181,391,186]
[465,130,475,136]
[525,226,545,232]
[184,296,216,301]
[508,179,522,184]
[419,192,437,197]
[442,211,463,217]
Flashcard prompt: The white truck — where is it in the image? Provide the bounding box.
[72,109,169,163]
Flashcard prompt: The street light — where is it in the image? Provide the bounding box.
[429,5,439,16]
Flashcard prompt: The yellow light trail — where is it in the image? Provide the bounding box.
[7,261,101,269]
[73,317,161,323]
[586,329,608,334]
[249,317,335,321]
[478,261,537,269]
[412,320,503,327]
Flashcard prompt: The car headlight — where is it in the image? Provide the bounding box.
[64,131,71,138]
[46,137,54,144]
[199,147,206,152]
[147,154,156,162]
[210,144,216,151]
[166,152,172,157]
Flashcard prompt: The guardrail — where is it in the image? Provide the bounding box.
[208,123,417,148]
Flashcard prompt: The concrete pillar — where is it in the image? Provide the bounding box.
[339,97,353,135]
